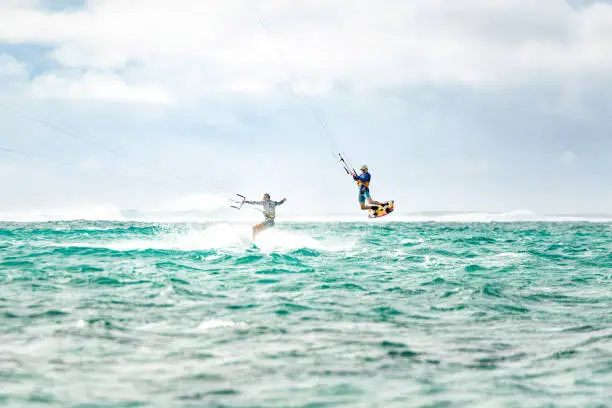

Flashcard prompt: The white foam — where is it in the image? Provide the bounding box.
[368,211,612,223]
[102,223,252,251]
[159,285,174,297]
[71,223,350,253]
[256,210,612,223]
[400,237,425,245]
[477,251,530,268]
[197,319,247,331]
[253,228,328,252]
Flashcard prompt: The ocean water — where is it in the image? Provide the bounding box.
[1,220,611,407]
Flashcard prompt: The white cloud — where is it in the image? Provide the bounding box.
[29,71,172,104]
[151,193,229,213]
[1,0,612,102]
[0,54,29,79]
[1,0,612,216]
[565,0,598,11]
[0,54,30,96]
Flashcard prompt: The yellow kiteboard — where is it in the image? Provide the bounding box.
[369,201,394,218]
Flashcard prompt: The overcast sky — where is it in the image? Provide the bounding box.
[1,0,612,218]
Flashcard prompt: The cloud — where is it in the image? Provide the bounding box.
[151,193,230,213]
[564,0,612,11]
[1,0,612,216]
[29,71,172,103]
[0,53,29,77]
[2,0,612,103]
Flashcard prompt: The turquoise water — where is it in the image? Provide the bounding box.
[1,221,611,407]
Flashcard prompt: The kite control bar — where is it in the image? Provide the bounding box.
[229,194,264,214]
[229,194,246,210]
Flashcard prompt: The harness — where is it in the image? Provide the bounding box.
[357,180,370,189]
[263,201,277,220]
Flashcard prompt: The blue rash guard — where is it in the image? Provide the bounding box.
[353,172,371,203]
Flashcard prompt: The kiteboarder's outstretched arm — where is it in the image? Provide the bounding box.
[244,198,286,206]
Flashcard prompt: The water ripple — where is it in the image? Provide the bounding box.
[0,221,611,406]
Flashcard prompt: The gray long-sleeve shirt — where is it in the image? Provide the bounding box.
[245,199,285,220]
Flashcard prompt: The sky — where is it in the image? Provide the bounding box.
[1,0,612,219]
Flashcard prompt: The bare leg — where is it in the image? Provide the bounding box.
[360,202,379,210]
[367,197,386,206]
[252,223,265,240]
